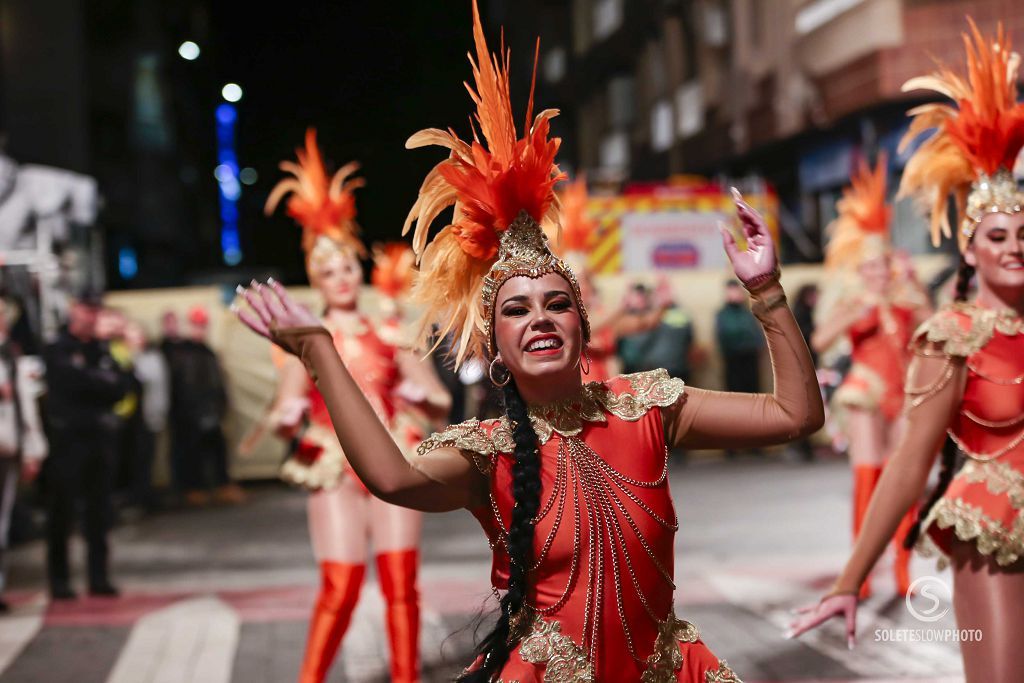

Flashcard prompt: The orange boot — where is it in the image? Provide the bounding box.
[376,549,421,683]
[852,465,882,600]
[298,561,365,683]
[893,505,918,596]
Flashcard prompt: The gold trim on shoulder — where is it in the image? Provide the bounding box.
[913,302,1022,358]
[417,369,687,461]
[498,369,687,445]
[415,418,497,474]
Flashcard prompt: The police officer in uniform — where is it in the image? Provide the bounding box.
[43,294,130,599]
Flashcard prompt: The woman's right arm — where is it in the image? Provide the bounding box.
[236,281,488,512]
[787,343,965,643]
[809,302,865,353]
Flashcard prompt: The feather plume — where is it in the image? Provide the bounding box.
[825,154,892,269]
[898,19,1024,246]
[401,0,566,364]
[266,128,365,256]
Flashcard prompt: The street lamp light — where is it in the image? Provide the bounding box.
[178,41,201,61]
[222,83,243,103]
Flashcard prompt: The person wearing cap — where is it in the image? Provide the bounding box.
[165,305,243,506]
[43,293,131,599]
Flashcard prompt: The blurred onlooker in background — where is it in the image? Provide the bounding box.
[123,321,169,513]
[715,279,764,393]
[167,305,243,506]
[96,308,140,504]
[43,294,131,599]
[159,310,186,490]
[615,279,694,382]
[715,280,765,456]
[0,296,47,610]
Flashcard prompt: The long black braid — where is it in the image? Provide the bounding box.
[903,256,974,549]
[459,378,542,681]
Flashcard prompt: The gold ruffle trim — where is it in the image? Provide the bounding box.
[917,496,1024,567]
[498,611,715,683]
[912,302,1023,358]
[417,369,686,472]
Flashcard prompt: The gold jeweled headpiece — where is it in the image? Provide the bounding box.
[480,212,589,357]
[898,19,1024,251]
[402,0,589,365]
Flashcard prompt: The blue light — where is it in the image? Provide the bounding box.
[216,103,237,125]
[118,246,138,280]
[215,102,242,265]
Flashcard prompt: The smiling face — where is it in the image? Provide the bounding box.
[965,212,1024,294]
[857,252,892,294]
[492,272,584,385]
[311,250,363,311]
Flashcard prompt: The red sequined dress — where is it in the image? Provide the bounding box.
[834,303,917,420]
[418,369,741,682]
[913,303,1024,566]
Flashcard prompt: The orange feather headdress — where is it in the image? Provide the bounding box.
[898,18,1024,251]
[824,154,892,270]
[402,0,586,365]
[371,242,417,300]
[265,128,366,274]
[551,176,598,273]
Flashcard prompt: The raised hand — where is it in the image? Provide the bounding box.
[785,592,859,650]
[232,279,322,344]
[719,187,778,287]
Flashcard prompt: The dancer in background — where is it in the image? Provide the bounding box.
[236,3,822,679]
[263,130,449,683]
[790,20,1024,681]
[810,154,930,597]
[552,177,674,381]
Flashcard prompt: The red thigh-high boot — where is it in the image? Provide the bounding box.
[852,465,882,600]
[893,504,918,596]
[376,549,421,683]
[298,561,365,683]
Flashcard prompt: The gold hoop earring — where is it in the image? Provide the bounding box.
[580,349,592,376]
[489,357,511,387]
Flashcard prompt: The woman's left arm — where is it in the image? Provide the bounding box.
[664,281,824,448]
[663,189,824,449]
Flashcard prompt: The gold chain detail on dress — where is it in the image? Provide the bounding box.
[962,409,1024,429]
[704,659,744,683]
[903,358,956,412]
[966,363,1024,385]
[947,426,1024,463]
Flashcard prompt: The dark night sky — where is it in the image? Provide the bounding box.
[205,2,511,283]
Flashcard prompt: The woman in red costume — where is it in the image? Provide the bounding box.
[554,177,675,382]
[790,20,1024,682]
[261,130,450,683]
[810,154,930,597]
[235,3,823,680]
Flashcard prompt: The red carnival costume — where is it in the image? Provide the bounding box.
[823,155,922,596]
[265,131,423,683]
[895,21,1024,568]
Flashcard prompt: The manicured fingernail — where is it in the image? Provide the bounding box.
[783,630,794,640]
[730,186,742,200]
[235,285,245,295]
[267,276,277,285]
[229,303,239,313]
[250,279,259,287]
